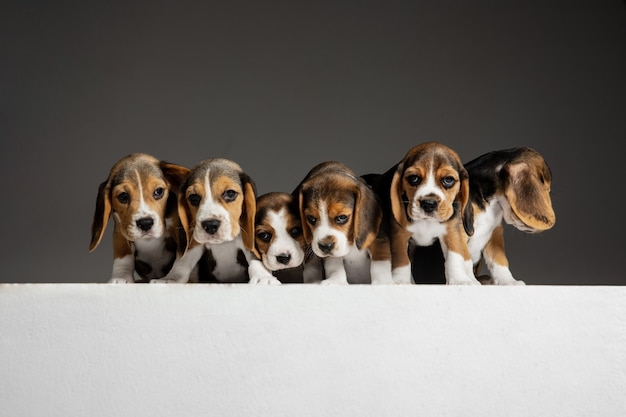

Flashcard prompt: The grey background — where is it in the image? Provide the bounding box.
[2,1,624,285]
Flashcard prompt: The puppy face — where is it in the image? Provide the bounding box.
[499,148,555,233]
[298,161,381,258]
[254,192,306,271]
[391,142,471,232]
[179,158,256,250]
[89,153,190,251]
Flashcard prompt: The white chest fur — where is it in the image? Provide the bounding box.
[406,220,446,247]
[206,237,247,282]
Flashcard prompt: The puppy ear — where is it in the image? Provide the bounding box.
[390,163,406,226]
[298,188,313,245]
[457,166,474,236]
[239,173,257,251]
[504,161,556,231]
[177,186,193,252]
[353,182,382,250]
[89,179,111,252]
[160,161,190,193]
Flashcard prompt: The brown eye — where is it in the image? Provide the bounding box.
[188,194,201,206]
[257,232,272,242]
[306,215,317,226]
[335,215,349,225]
[153,187,165,200]
[290,226,302,238]
[223,190,238,202]
[407,175,421,186]
[117,192,130,204]
[441,176,456,188]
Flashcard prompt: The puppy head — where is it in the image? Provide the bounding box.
[391,142,473,234]
[178,158,256,250]
[254,192,306,271]
[299,161,381,258]
[89,153,190,251]
[499,147,555,232]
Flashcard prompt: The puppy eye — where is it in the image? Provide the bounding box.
[335,215,349,225]
[306,215,317,226]
[441,176,456,188]
[257,232,272,242]
[290,226,302,237]
[223,190,238,202]
[117,192,130,204]
[407,175,421,186]
[188,194,201,206]
[153,187,165,200]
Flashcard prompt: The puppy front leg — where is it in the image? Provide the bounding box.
[109,236,135,283]
[369,237,394,285]
[321,256,348,285]
[440,237,480,286]
[482,225,525,285]
[150,244,204,283]
[109,255,136,283]
[244,250,281,285]
[391,231,413,284]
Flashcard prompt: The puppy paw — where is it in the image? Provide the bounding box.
[249,276,282,285]
[150,278,180,284]
[108,277,133,284]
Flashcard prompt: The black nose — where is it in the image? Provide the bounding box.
[276,254,291,265]
[136,217,154,231]
[420,199,438,213]
[318,241,334,254]
[202,219,221,235]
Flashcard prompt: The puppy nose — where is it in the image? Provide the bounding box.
[318,241,335,254]
[201,219,221,235]
[136,217,154,231]
[276,254,291,265]
[420,199,438,213]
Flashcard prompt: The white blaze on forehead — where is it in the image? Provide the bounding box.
[193,168,234,243]
[130,169,162,238]
[311,200,350,257]
[197,169,229,221]
[415,165,445,200]
[264,208,305,270]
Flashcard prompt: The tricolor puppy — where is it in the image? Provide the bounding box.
[89,153,190,283]
[364,141,478,285]
[151,158,279,285]
[295,161,393,285]
[465,147,556,285]
[253,192,312,283]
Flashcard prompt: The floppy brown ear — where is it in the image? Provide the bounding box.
[504,161,556,231]
[353,182,381,250]
[298,188,313,245]
[457,167,474,236]
[89,179,112,252]
[239,173,257,251]
[177,187,193,252]
[390,163,407,226]
[160,161,190,193]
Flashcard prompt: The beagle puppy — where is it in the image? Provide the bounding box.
[150,158,280,285]
[89,153,190,283]
[253,192,321,283]
[464,147,556,285]
[364,141,478,285]
[295,161,393,285]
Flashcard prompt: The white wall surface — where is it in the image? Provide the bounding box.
[1,284,625,417]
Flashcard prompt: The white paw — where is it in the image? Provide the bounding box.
[447,277,481,286]
[108,277,133,284]
[249,275,282,285]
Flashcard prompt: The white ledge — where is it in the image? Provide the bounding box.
[1,284,625,416]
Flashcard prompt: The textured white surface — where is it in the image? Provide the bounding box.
[1,284,625,417]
